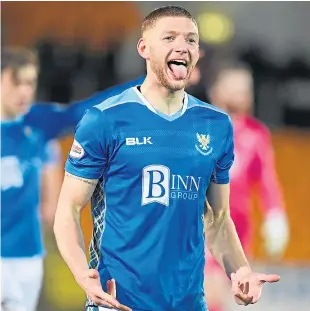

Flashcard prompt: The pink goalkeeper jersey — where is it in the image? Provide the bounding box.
[229,115,284,251]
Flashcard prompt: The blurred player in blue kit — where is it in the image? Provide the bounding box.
[1,47,144,311]
[54,6,281,311]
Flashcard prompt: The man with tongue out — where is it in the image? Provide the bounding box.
[168,60,188,80]
[54,5,280,311]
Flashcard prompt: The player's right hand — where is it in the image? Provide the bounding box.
[78,269,132,311]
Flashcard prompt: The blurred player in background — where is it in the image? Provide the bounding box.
[1,47,144,311]
[185,49,209,102]
[1,49,63,311]
[204,62,289,311]
[54,6,280,311]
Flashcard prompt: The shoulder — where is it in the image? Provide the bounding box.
[28,101,67,117]
[187,94,232,133]
[24,103,52,129]
[187,94,230,120]
[245,115,270,138]
[81,76,145,106]
[94,87,142,113]
[94,87,143,122]
[73,107,105,140]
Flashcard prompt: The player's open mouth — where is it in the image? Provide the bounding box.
[167,59,188,80]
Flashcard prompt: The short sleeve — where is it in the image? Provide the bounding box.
[65,107,107,179]
[211,116,235,184]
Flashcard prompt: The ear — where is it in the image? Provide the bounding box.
[137,37,150,60]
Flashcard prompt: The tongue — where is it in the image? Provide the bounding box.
[170,64,187,80]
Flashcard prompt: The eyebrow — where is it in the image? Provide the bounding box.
[162,31,198,37]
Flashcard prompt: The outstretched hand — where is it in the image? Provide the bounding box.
[78,269,132,311]
[231,268,280,306]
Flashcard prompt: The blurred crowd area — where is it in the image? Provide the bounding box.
[2,1,310,311]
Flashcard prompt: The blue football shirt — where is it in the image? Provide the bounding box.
[66,87,234,311]
[1,118,49,257]
[1,77,145,258]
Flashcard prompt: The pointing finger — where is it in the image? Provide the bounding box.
[259,274,280,283]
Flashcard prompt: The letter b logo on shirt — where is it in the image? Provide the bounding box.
[142,165,170,206]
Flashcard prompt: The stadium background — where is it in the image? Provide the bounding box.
[2,1,310,311]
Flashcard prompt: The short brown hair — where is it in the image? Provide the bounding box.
[141,5,198,34]
[1,47,38,73]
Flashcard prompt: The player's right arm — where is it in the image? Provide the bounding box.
[54,108,131,311]
[54,172,97,279]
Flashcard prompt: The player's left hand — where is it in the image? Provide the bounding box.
[231,267,280,306]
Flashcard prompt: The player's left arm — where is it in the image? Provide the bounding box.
[254,126,289,257]
[204,117,280,306]
[40,139,63,228]
[205,117,249,276]
[205,182,249,276]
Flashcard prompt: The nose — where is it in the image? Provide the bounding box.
[174,47,188,55]
[173,37,189,55]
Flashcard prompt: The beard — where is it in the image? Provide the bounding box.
[150,58,189,91]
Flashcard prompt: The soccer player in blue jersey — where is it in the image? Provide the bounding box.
[54,5,281,311]
[1,49,64,311]
[1,47,144,311]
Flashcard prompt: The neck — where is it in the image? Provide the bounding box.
[228,111,239,119]
[1,107,10,121]
[140,75,185,116]
[222,106,248,119]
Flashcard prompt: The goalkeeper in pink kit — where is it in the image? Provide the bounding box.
[204,62,289,311]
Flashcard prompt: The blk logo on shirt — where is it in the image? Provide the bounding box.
[126,137,153,145]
